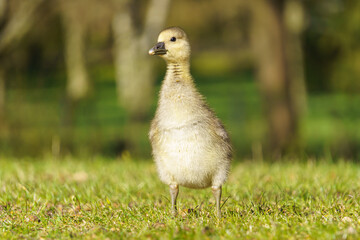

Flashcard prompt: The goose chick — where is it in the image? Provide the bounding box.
[148,27,232,218]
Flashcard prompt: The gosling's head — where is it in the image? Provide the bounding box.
[149,27,191,63]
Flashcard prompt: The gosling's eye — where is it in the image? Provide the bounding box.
[170,37,176,42]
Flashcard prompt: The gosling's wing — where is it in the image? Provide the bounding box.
[149,118,159,141]
[199,101,230,141]
[214,119,230,142]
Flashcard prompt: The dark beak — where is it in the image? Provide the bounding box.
[149,42,167,55]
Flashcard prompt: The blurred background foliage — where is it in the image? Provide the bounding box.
[0,0,359,159]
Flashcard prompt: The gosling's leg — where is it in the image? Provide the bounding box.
[212,185,222,218]
[170,184,179,216]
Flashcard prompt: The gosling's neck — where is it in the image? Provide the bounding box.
[165,61,192,84]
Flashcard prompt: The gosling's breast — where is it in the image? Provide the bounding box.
[154,122,219,188]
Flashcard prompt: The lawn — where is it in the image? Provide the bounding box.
[1,157,359,239]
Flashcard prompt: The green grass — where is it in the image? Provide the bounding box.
[1,157,360,239]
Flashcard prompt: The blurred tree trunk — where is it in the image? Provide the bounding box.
[248,0,306,158]
[0,0,44,132]
[0,0,6,133]
[0,0,43,53]
[112,0,171,120]
[58,0,90,154]
[0,67,5,132]
[112,0,170,156]
[60,0,89,102]
[284,0,307,128]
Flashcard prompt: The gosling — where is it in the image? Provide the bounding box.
[148,27,232,218]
